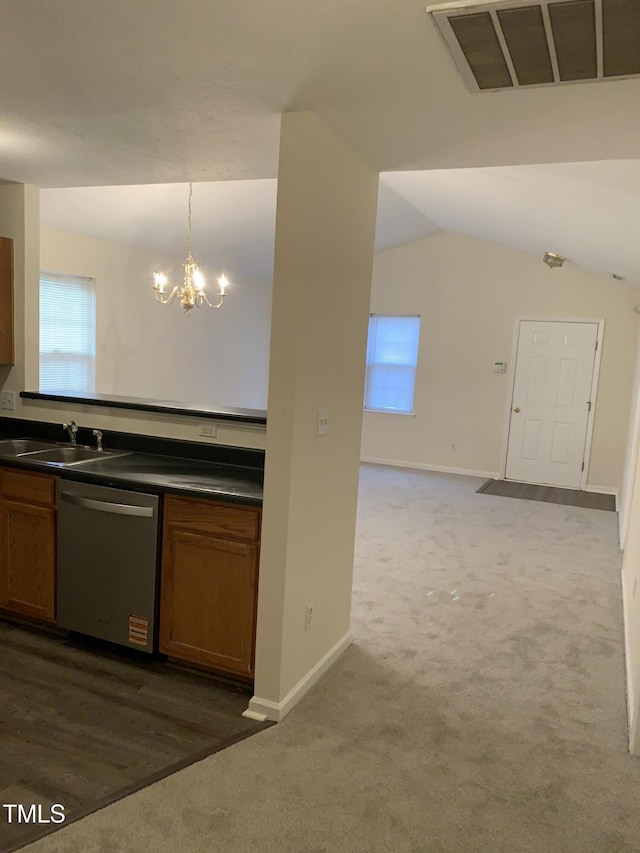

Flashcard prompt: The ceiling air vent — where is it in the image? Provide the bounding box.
[427,0,640,92]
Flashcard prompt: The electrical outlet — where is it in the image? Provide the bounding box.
[450,443,456,452]
[317,409,329,436]
[304,602,314,631]
[0,391,16,411]
[199,423,217,438]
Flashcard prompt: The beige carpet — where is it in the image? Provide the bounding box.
[22,465,639,853]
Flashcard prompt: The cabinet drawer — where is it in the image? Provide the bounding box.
[0,468,56,506]
[164,495,260,541]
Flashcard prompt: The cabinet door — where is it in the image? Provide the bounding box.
[0,499,56,622]
[160,527,258,678]
[0,235,14,364]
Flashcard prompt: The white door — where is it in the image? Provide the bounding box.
[505,320,599,489]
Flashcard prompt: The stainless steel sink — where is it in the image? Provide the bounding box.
[22,446,130,467]
[0,438,60,456]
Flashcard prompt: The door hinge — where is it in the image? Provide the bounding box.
[582,462,585,472]
[595,340,598,351]
[587,401,592,412]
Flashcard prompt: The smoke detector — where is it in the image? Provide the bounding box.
[426,0,640,93]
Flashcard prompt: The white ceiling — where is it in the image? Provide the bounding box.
[41,159,640,284]
[3,0,640,188]
[10,1,640,283]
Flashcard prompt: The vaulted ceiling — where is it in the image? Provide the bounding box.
[41,160,640,285]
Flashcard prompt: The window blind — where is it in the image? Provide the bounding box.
[39,272,96,393]
[364,315,420,414]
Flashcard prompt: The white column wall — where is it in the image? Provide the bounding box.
[618,327,640,547]
[622,436,640,752]
[248,112,378,720]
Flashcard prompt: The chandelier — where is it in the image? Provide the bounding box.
[152,182,228,315]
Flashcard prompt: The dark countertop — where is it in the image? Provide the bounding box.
[20,390,267,426]
[0,446,263,507]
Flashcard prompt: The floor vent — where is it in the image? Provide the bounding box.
[427,0,640,92]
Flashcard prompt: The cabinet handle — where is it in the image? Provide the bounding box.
[61,493,154,517]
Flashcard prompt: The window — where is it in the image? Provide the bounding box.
[364,314,420,414]
[39,272,96,393]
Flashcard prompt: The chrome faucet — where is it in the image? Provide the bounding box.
[92,429,103,452]
[63,420,78,445]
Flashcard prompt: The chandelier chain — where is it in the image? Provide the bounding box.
[187,181,192,259]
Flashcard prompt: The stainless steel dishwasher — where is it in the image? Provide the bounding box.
[57,481,160,653]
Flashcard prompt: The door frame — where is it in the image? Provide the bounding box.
[498,316,605,491]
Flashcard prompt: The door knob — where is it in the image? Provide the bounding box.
[513,406,521,413]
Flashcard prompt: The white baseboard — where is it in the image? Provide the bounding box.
[242,699,267,723]
[360,456,498,480]
[243,631,352,723]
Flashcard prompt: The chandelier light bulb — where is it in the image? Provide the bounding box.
[153,271,168,293]
[193,268,205,291]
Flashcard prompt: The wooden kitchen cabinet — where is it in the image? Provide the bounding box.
[0,467,57,623]
[159,494,261,679]
[0,236,14,364]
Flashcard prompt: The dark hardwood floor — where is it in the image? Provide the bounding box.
[0,620,269,852]
[476,478,615,511]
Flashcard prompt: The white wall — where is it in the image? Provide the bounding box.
[618,332,640,546]
[621,433,640,752]
[361,231,640,491]
[619,327,640,751]
[41,226,272,410]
